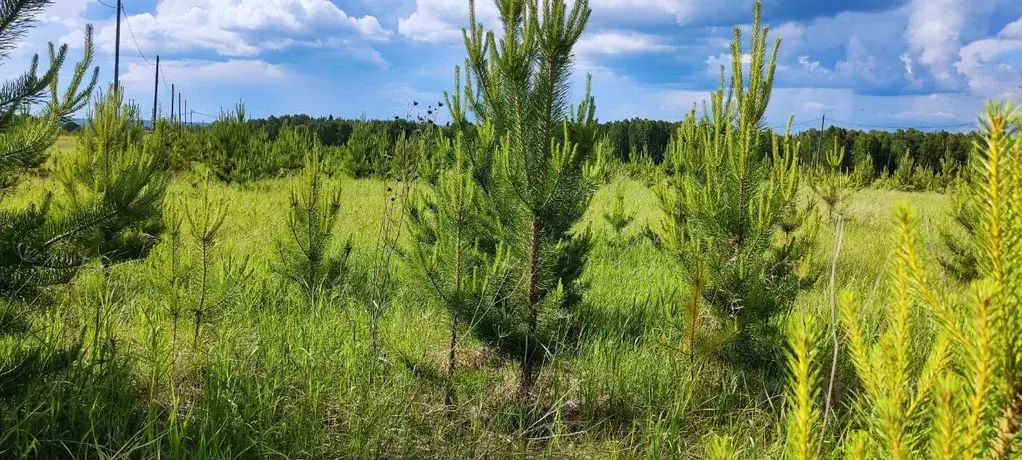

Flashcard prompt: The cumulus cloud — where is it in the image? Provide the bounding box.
[576,31,673,55]
[798,56,821,72]
[904,0,966,80]
[954,37,1022,98]
[121,58,288,90]
[1000,17,1022,38]
[98,0,390,60]
[397,0,745,44]
[398,0,498,43]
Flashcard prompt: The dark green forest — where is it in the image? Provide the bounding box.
[244,114,978,176]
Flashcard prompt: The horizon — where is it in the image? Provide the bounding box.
[14,0,1022,132]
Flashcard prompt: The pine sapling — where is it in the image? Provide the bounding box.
[810,137,858,221]
[654,0,818,370]
[408,131,499,410]
[277,136,352,311]
[185,182,251,346]
[458,0,600,402]
[56,87,170,268]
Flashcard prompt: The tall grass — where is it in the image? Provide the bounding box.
[0,159,961,457]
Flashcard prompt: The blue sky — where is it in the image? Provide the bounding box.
[11,0,1022,130]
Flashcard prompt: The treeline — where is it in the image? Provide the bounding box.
[246,115,978,182]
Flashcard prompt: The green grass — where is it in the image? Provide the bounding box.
[0,164,955,458]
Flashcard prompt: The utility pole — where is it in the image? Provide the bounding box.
[178,93,182,123]
[815,113,826,168]
[113,0,122,92]
[152,55,159,126]
[170,84,175,122]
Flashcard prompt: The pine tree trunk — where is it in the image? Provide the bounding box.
[446,316,458,411]
[520,218,542,401]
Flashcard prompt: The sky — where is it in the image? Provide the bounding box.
[10,0,1022,130]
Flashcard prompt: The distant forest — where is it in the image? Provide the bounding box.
[243,114,979,175]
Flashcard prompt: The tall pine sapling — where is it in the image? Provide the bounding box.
[810,137,858,221]
[459,0,600,400]
[654,0,817,369]
[185,183,251,346]
[277,136,352,311]
[55,87,169,268]
[783,101,1022,458]
[0,7,98,396]
[408,131,500,409]
[940,145,981,281]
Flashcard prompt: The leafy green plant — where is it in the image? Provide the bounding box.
[654,0,817,370]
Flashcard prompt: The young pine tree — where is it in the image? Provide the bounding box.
[457,0,600,400]
[55,88,169,267]
[810,137,859,221]
[784,101,1022,458]
[185,183,252,346]
[0,7,98,395]
[204,104,275,183]
[654,0,817,370]
[276,137,352,311]
[408,131,501,409]
[342,116,389,179]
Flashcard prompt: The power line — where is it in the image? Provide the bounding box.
[828,118,975,131]
[95,0,116,8]
[159,65,171,94]
[119,5,152,66]
[768,117,823,131]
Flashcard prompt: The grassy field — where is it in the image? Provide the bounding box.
[1,138,960,457]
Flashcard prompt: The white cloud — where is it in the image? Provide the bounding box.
[121,59,288,91]
[798,56,820,72]
[588,0,745,25]
[398,0,498,43]
[98,0,390,59]
[954,37,1022,98]
[576,31,673,55]
[904,0,967,81]
[894,110,956,119]
[899,53,914,75]
[835,36,882,84]
[397,0,744,43]
[705,52,751,73]
[801,101,835,111]
[1000,17,1022,38]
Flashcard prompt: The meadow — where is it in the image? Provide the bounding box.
[0,143,958,457]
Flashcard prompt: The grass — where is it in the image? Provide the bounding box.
[0,150,956,458]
